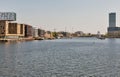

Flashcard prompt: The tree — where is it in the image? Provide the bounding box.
[52,32,58,38]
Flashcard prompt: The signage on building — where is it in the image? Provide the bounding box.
[0,12,16,21]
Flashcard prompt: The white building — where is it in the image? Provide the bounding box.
[33,28,38,37]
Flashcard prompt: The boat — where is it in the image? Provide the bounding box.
[97,36,105,40]
[97,31,105,40]
[34,37,44,40]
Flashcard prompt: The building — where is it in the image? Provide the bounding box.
[0,12,39,40]
[108,27,120,32]
[108,12,119,32]
[74,31,84,37]
[0,21,8,38]
[0,21,25,38]
[0,12,16,21]
[0,12,25,39]
[108,12,117,32]
[24,24,33,38]
[109,13,116,27]
[33,28,38,38]
[57,32,63,38]
[38,28,45,37]
[44,31,54,39]
[107,12,120,37]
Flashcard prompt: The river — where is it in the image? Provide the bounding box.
[0,37,120,77]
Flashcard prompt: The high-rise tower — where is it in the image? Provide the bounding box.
[107,12,120,37]
[109,13,116,27]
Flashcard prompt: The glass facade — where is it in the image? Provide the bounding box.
[0,12,16,21]
[108,27,120,32]
[109,13,116,27]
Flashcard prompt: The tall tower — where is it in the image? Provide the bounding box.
[109,13,116,27]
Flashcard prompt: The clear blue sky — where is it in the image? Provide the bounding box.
[0,0,120,34]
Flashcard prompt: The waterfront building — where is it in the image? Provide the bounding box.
[0,21,8,38]
[24,24,33,38]
[38,28,45,37]
[0,12,16,21]
[74,31,84,37]
[107,12,120,37]
[0,12,17,38]
[58,31,68,37]
[107,12,118,32]
[33,28,38,38]
[6,23,25,38]
[109,13,116,27]
[0,21,25,39]
[57,32,64,38]
[44,31,54,39]
[0,12,26,39]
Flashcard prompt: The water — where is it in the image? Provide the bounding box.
[0,37,120,77]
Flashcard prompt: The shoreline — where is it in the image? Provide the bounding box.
[1,36,120,42]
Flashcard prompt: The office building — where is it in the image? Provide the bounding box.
[24,24,33,38]
[108,13,117,32]
[107,12,120,37]
[109,13,116,27]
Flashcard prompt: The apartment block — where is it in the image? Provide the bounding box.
[0,21,25,38]
[24,24,33,38]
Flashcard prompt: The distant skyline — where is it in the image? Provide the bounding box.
[0,0,120,34]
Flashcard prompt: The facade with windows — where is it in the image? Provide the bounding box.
[109,13,116,27]
[0,21,25,38]
[0,12,27,39]
[0,12,16,21]
[33,28,38,38]
[0,21,7,37]
[107,13,120,37]
[38,29,45,37]
[24,24,33,38]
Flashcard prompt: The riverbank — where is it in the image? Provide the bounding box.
[1,36,120,42]
[0,37,56,42]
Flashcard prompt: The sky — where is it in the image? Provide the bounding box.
[0,0,120,34]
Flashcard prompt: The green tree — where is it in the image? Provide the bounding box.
[52,32,58,38]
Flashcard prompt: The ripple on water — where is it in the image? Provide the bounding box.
[0,38,120,77]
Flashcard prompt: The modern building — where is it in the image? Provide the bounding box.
[33,28,38,38]
[7,23,25,38]
[0,12,16,21]
[0,12,42,40]
[0,21,25,38]
[38,28,45,37]
[24,24,33,38]
[109,13,116,27]
[107,12,120,37]
[0,12,25,39]
[0,21,9,38]
[108,13,118,32]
